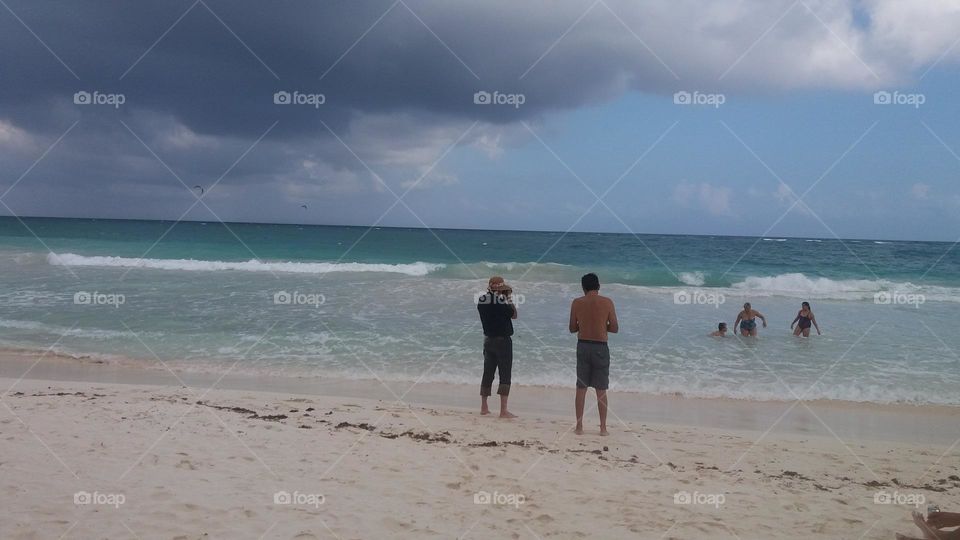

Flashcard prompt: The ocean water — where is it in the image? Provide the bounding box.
[1,216,959,405]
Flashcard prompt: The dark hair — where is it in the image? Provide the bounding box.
[581,273,600,291]
[718,322,727,330]
[802,301,811,309]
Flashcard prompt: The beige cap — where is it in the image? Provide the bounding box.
[487,276,512,292]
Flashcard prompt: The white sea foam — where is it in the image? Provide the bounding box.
[727,273,958,301]
[0,318,163,340]
[38,253,960,302]
[47,252,444,276]
[613,273,960,302]
[678,271,706,286]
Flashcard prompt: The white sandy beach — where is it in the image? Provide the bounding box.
[2,356,959,539]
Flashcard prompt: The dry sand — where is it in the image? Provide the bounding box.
[2,368,959,539]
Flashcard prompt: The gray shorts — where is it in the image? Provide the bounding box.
[576,341,609,390]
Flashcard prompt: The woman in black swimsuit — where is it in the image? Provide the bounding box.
[791,301,821,337]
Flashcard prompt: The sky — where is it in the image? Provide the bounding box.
[1,0,959,241]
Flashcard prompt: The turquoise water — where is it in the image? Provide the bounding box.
[1,216,958,405]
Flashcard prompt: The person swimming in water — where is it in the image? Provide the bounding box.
[710,322,728,337]
[790,301,821,337]
[734,302,766,337]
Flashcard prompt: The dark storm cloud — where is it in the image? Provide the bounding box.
[4,0,957,137]
[2,0,959,224]
[1,0,656,139]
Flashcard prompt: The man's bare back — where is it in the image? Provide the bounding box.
[569,292,618,341]
[569,273,618,437]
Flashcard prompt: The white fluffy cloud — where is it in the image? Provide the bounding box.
[586,0,960,90]
[674,181,734,217]
[0,119,35,152]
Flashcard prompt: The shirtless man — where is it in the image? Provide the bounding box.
[568,273,618,436]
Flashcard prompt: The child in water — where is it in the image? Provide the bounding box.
[710,322,727,337]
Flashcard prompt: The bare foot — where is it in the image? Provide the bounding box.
[499,411,517,419]
[574,425,584,435]
[599,429,609,436]
[480,409,490,415]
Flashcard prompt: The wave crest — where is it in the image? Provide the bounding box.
[47,252,444,276]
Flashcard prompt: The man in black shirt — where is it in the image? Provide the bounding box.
[477,276,518,418]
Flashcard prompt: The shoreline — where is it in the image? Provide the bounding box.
[3,348,958,445]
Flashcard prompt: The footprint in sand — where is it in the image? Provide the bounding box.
[176,459,198,470]
[150,489,173,502]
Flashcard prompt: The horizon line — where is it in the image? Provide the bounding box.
[0,213,951,244]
